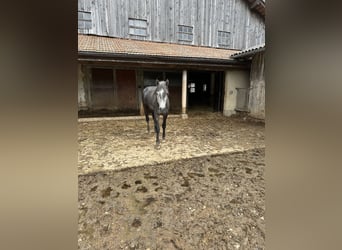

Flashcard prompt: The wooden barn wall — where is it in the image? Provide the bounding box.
[78,64,92,110]
[78,64,87,110]
[248,51,265,119]
[78,0,265,50]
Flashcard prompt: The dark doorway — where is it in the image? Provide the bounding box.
[91,68,115,109]
[187,71,211,109]
[187,71,224,112]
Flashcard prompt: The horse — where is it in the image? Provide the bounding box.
[142,79,170,148]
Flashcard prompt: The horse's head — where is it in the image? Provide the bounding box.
[155,79,169,113]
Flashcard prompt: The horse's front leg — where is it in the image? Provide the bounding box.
[153,111,160,146]
[162,114,168,140]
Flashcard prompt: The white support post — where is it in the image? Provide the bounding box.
[181,70,188,118]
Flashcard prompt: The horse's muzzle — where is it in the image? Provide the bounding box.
[158,108,167,114]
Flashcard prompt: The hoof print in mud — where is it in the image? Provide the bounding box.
[208,167,219,173]
[131,218,142,228]
[136,186,148,193]
[121,182,131,189]
[153,220,163,229]
[187,172,205,178]
[245,167,252,174]
[101,187,113,198]
[180,178,190,187]
[144,173,158,179]
[143,196,156,207]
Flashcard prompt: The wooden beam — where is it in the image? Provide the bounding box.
[250,0,260,9]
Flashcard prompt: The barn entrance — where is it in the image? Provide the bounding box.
[88,68,138,116]
[116,69,137,111]
[91,68,115,109]
[187,71,224,112]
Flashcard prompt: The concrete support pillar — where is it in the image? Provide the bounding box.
[181,70,188,118]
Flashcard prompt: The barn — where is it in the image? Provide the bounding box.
[78,1,266,248]
[78,0,265,118]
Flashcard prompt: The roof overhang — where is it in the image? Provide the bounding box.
[230,44,265,60]
[78,35,250,70]
[78,51,250,70]
[245,0,265,19]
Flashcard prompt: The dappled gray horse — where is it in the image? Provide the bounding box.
[143,79,170,147]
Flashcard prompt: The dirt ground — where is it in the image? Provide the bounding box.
[78,112,264,175]
[78,112,265,249]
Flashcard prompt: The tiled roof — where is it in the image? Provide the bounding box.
[78,34,240,61]
[230,44,265,59]
[245,0,265,18]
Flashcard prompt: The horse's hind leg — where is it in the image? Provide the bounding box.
[144,106,150,133]
[145,114,150,133]
[162,114,168,140]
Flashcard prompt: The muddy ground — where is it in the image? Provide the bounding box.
[78,113,265,249]
[79,149,265,250]
[78,112,264,174]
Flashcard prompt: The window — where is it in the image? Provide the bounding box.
[218,31,231,46]
[129,18,147,36]
[78,11,92,30]
[178,25,193,42]
[188,83,196,93]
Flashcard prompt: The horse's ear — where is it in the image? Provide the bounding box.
[156,79,159,85]
[166,79,169,86]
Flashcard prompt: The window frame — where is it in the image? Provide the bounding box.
[217,30,231,46]
[177,25,194,42]
[128,18,148,37]
[78,10,92,30]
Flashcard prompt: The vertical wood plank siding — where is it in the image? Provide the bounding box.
[248,51,265,119]
[78,0,264,50]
